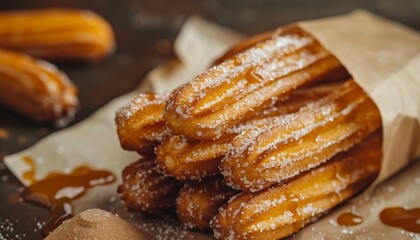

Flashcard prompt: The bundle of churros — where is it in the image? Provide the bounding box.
[115,26,383,239]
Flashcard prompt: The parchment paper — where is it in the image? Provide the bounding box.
[4,12,420,239]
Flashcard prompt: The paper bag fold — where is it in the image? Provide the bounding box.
[299,10,420,185]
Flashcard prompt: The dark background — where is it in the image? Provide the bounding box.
[0,0,419,239]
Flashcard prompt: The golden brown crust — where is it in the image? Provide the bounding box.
[164,28,342,140]
[220,80,382,192]
[211,132,382,239]
[117,158,183,214]
[176,177,238,230]
[156,83,339,180]
[0,8,115,61]
[156,135,230,180]
[115,92,168,156]
[0,49,78,125]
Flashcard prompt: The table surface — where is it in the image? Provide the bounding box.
[0,0,419,239]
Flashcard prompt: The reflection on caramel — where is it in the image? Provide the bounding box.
[21,156,116,235]
[337,212,363,226]
[380,207,420,233]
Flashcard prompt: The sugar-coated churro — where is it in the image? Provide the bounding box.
[212,131,382,239]
[176,177,238,230]
[115,93,168,156]
[118,158,182,213]
[164,27,342,140]
[220,80,382,192]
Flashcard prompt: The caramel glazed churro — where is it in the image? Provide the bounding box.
[0,9,115,61]
[0,48,78,125]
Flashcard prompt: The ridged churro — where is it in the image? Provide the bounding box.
[118,158,182,213]
[156,83,339,180]
[176,178,238,230]
[212,131,382,239]
[0,48,78,125]
[220,80,382,192]
[115,93,168,156]
[0,9,114,61]
[164,27,342,140]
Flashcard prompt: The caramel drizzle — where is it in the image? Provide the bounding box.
[380,207,420,233]
[337,212,363,226]
[20,156,116,235]
[22,155,36,184]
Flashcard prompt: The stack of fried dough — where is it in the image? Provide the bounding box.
[116,26,382,239]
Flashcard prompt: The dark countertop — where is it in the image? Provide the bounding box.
[0,0,419,239]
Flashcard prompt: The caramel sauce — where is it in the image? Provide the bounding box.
[337,212,363,226]
[21,156,116,235]
[289,195,304,230]
[379,207,420,233]
[22,155,36,184]
[283,188,304,231]
[244,67,263,84]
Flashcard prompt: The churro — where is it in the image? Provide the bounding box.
[0,9,114,61]
[220,80,382,192]
[0,48,78,125]
[176,177,237,230]
[118,158,182,213]
[212,132,382,239]
[164,27,342,140]
[115,93,168,156]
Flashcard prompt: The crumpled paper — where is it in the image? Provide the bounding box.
[5,11,420,239]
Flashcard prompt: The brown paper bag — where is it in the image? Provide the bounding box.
[299,10,420,186]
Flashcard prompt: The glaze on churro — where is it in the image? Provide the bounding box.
[0,49,78,125]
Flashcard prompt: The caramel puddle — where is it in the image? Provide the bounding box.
[20,156,116,235]
[380,207,420,233]
[337,212,363,226]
